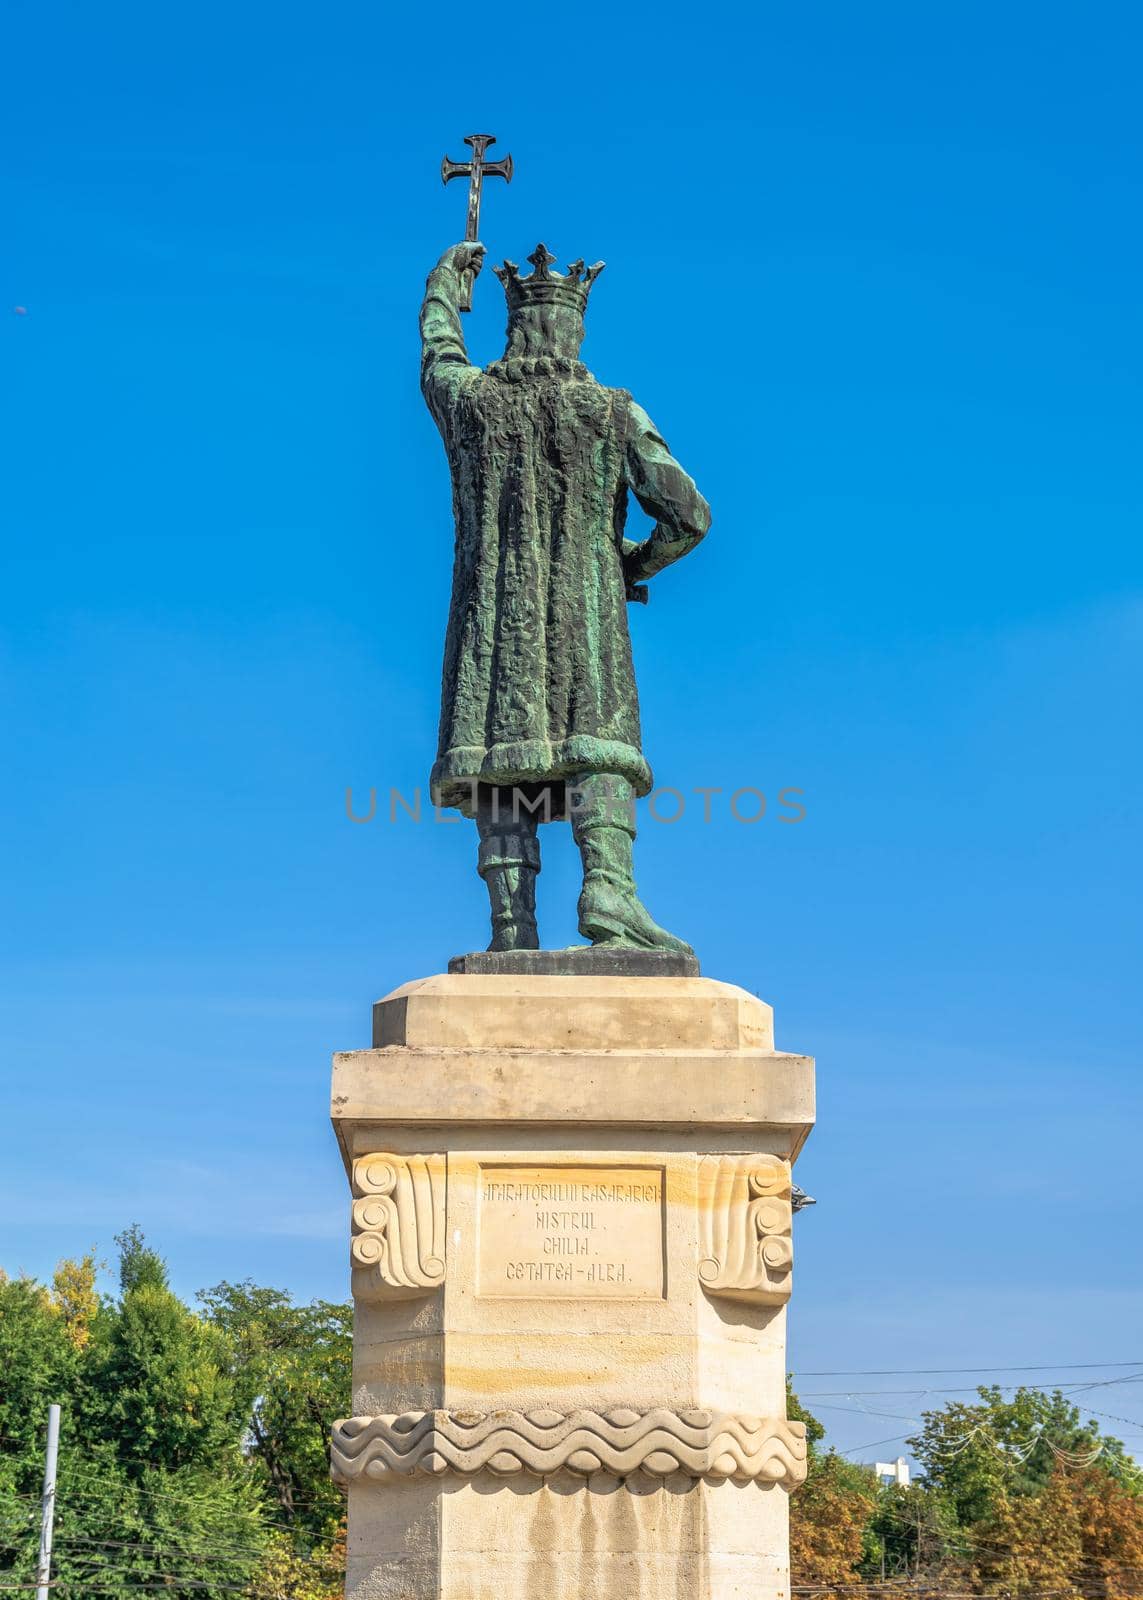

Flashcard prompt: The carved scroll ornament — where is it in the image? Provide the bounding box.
[332,1408,807,1487]
[697,1154,793,1306]
[350,1153,446,1301]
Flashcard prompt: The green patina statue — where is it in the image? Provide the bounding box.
[420,238,711,954]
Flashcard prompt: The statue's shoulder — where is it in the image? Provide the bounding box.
[600,384,636,437]
[472,363,633,441]
[482,357,618,389]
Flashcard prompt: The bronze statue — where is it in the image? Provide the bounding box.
[421,148,710,955]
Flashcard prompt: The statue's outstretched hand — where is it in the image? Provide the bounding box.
[437,242,486,280]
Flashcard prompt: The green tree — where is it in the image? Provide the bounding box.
[200,1280,351,1544]
[1,1231,271,1598]
[862,1478,969,1582]
[786,1376,827,1453]
[80,1228,238,1474]
[0,1271,80,1574]
[908,1385,1133,1527]
[0,1272,79,1469]
[248,1525,346,1600]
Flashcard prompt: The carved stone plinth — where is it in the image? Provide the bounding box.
[330,974,815,1600]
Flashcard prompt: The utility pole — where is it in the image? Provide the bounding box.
[35,1403,60,1600]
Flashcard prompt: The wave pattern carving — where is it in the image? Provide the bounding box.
[350,1153,446,1301]
[697,1154,793,1306]
[331,1408,807,1487]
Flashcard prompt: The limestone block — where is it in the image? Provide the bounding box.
[345,1472,792,1600]
[332,976,814,1163]
[372,974,774,1052]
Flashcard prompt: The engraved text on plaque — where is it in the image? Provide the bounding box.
[477,1164,665,1298]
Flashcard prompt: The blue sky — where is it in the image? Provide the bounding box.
[2,1,1141,1462]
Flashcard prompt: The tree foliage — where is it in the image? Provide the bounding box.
[908,1385,1135,1529]
[790,1447,879,1592]
[0,1232,349,1598]
[787,1380,1143,1600]
[788,1382,879,1592]
[198,1280,352,1544]
[969,1471,1085,1597]
[248,1524,345,1600]
[50,1253,100,1351]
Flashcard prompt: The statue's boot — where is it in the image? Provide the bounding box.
[477,807,541,952]
[569,773,693,954]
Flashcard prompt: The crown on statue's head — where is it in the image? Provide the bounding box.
[494,243,605,312]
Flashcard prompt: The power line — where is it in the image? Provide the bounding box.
[52,1529,337,1564]
[841,1432,917,1456]
[0,1453,337,1522]
[54,1531,272,1562]
[858,1493,1143,1567]
[0,1483,337,1563]
[799,1379,1143,1397]
[0,1434,340,1512]
[0,1581,256,1593]
[792,1361,1143,1377]
[818,1582,1143,1593]
[813,1401,1143,1448]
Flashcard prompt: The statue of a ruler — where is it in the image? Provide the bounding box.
[424,135,711,956]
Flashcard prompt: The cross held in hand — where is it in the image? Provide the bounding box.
[441,133,513,243]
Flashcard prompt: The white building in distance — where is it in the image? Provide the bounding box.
[863,1457,910,1487]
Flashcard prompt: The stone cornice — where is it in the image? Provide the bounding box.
[332,1409,807,1487]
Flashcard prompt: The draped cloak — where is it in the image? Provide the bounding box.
[421,263,710,813]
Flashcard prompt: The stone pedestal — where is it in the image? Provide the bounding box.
[330,974,815,1600]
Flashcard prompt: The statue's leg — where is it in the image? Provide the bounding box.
[476,787,541,952]
[568,773,693,954]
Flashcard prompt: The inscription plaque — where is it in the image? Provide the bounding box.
[477,1164,665,1298]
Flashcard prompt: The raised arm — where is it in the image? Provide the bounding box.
[420,243,485,423]
[622,400,712,587]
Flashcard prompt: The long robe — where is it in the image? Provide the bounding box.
[421,264,710,812]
